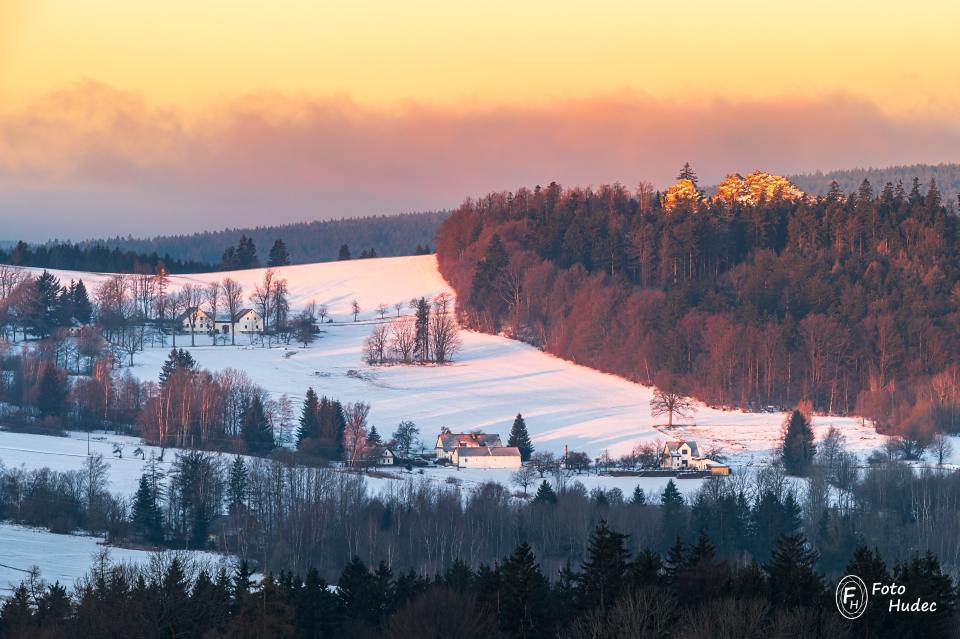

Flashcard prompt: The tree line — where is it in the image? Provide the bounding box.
[0,516,955,638]
[437,172,960,442]
[0,241,212,274]
[68,211,447,267]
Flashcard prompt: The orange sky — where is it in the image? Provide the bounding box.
[1,1,959,240]
[4,0,959,114]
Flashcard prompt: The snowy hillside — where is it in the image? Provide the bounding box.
[26,255,887,462]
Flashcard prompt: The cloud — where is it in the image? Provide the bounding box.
[1,82,959,241]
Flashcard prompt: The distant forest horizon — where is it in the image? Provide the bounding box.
[3,162,959,269]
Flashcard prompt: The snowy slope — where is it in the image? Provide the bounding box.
[0,523,227,594]
[23,256,886,462]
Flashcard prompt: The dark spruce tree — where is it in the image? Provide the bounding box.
[507,413,534,461]
[764,533,823,608]
[241,396,274,454]
[577,519,629,612]
[36,365,68,418]
[781,409,816,474]
[267,239,291,267]
[498,543,552,639]
[413,297,430,362]
[338,244,352,260]
[226,456,248,514]
[676,161,698,185]
[132,473,164,544]
[236,235,259,269]
[297,388,321,446]
[70,279,93,324]
[532,480,557,504]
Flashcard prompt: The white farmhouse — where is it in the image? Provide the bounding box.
[370,446,396,466]
[661,440,701,469]
[452,446,522,469]
[660,439,730,475]
[180,307,264,335]
[435,431,503,461]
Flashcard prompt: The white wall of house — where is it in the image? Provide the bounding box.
[453,450,521,469]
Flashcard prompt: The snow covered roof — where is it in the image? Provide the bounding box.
[664,440,700,457]
[454,446,520,458]
[437,432,503,451]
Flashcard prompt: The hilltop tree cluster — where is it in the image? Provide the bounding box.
[438,172,960,442]
[364,294,461,365]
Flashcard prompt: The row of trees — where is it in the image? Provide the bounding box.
[71,211,446,266]
[0,241,211,273]
[2,510,956,637]
[363,294,461,365]
[437,173,960,441]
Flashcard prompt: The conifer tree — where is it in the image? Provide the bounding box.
[661,479,684,509]
[241,396,274,454]
[366,426,382,445]
[235,235,259,269]
[338,557,383,625]
[664,536,687,580]
[71,279,93,324]
[413,297,430,362]
[499,543,551,639]
[891,552,955,637]
[780,409,816,474]
[297,388,320,446]
[36,365,68,418]
[626,549,663,589]
[532,480,557,504]
[844,546,891,636]
[631,486,646,505]
[577,519,629,612]
[676,162,698,186]
[267,239,291,267]
[764,533,823,607]
[159,348,196,386]
[132,473,164,543]
[337,244,352,260]
[227,456,248,514]
[507,413,534,461]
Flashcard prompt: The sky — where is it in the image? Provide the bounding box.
[1,0,959,241]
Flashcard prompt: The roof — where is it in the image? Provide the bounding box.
[664,440,700,457]
[436,432,503,451]
[181,307,212,320]
[455,446,520,458]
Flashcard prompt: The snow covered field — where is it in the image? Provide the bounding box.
[0,523,227,594]
[25,255,888,463]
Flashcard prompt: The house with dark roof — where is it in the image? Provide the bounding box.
[434,431,503,460]
[660,439,730,474]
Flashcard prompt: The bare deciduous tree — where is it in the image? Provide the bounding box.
[343,402,371,467]
[178,284,204,347]
[220,278,243,346]
[390,317,416,363]
[250,270,276,346]
[430,312,461,364]
[364,323,389,365]
[510,465,538,496]
[649,387,695,428]
[206,281,222,345]
[932,432,953,465]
